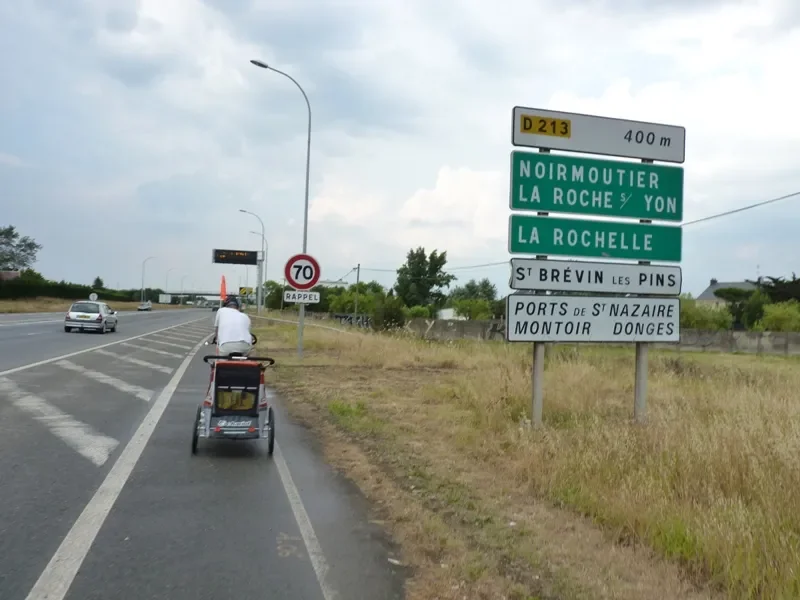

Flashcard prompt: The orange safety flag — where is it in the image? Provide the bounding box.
[220,275,227,301]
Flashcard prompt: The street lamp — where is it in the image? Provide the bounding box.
[250,229,269,310]
[141,256,156,303]
[250,59,312,358]
[180,274,188,305]
[165,267,175,295]
[239,209,267,314]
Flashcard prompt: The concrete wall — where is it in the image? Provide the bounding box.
[402,318,800,356]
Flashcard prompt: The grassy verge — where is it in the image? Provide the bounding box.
[0,297,193,313]
[255,322,800,599]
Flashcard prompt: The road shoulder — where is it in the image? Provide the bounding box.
[259,323,721,600]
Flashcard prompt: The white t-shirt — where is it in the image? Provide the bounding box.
[214,306,252,345]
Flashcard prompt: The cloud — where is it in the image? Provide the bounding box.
[0,0,798,300]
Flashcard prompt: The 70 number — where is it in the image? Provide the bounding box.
[293,264,314,281]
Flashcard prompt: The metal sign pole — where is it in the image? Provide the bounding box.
[634,157,655,424]
[531,147,550,428]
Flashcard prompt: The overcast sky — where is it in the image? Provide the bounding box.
[1,0,798,298]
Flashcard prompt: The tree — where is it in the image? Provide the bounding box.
[263,280,286,309]
[394,247,456,308]
[0,226,42,271]
[371,294,406,331]
[750,274,800,303]
[742,288,769,328]
[448,278,497,304]
[18,268,46,283]
[713,287,754,329]
[93,276,104,289]
[452,298,492,320]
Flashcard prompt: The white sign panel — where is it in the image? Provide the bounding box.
[88,293,98,301]
[511,106,686,164]
[283,290,320,304]
[506,294,680,343]
[510,258,681,295]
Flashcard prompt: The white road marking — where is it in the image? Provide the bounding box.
[118,342,183,359]
[274,443,339,600]
[0,317,210,378]
[180,326,212,335]
[142,336,193,350]
[159,331,201,343]
[0,319,62,327]
[0,310,201,328]
[93,349,173,375]
[55,360,154,402]
[23,333,213,600]
[0,377,119,467]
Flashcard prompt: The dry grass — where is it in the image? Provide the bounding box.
[0,297,192,313]
[255,321,800,600]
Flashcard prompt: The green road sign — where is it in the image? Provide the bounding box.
[509,151,683,222]
[509,214,682,262]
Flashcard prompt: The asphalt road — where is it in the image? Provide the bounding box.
[0,309,405,600]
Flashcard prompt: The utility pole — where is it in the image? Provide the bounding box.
[354,263,361,327]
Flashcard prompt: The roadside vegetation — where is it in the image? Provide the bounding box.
[260,244,800,334]
[0,224,206,311]
[256,320,800,600]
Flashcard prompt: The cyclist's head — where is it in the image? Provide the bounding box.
[223,296,240,310]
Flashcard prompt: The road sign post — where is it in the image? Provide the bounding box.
[507,107,684,427]
[284,254,321,357]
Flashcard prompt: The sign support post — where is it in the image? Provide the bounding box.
[354,263,361,325]
[256,255,264,315]
[635,157,655,423]
[531,147,551,429]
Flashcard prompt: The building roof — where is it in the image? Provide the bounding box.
[696,279,757,301]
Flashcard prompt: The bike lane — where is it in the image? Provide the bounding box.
[34,345,407,600]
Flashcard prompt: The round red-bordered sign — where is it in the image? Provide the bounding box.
[284,253,321,291]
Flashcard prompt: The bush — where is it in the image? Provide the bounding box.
[371,295,407,331]
[0,270,154,302]
[679,294,732,330]
[406,305,430,319]
[754,300,800,332]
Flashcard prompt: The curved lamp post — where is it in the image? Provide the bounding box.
[250,59,312,358]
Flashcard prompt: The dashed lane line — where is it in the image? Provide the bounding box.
[23,332,213,600]
[55,360,154,402]
[0,316,209,378]
[92,349,173,375]
[0,377,119,467]
[118,342,184,359]
[158,331,203,343]
[142,336,193,350]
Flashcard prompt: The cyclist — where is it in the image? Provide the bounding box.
[213,296,253,356]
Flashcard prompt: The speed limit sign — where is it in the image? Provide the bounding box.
[284,253,321,291]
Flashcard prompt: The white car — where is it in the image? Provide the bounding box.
[65,301,118,333]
